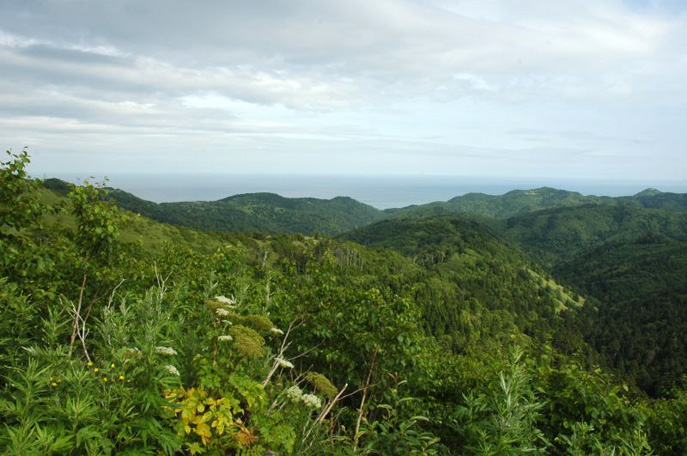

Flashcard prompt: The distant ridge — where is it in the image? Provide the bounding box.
[387,186,687,220]
[43,178,687,235]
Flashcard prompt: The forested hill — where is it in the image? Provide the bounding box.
[387,187,687,220]
[44,178,687,237]
[340,216,590,351]
[496,204,687,396]
[44,179,385,235]
[500,204,687,266]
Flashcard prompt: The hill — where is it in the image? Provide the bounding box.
[341,216,589,352]
[556,236,687,396]
[388,186,687,220]
[499,204,687,395]
[500,204,687,266]
[44,179,386,236]
[386,187,611,219]
[45,178,687,239]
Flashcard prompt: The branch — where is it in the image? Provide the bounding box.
[354,348,378,448]
[68,274,87,357]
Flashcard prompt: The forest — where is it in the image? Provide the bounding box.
[3,150,687,455]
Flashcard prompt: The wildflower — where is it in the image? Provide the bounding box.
[155,346,178,356]
[110,363,115,369]
[102,377,108,382]
[119,375,125,381]
[87,361,93,367]
[218,335,233,342]
[215,308,231,317]
[276,357,294,369]
[305,372,338,399]
[286,385,303,402]
[270,327,284,336]
[215,295,236,306]
[51,382,57,387]
[302,394,322,409]
[165,365,180,376]
[229,325,265,358]
[94,368,99,373]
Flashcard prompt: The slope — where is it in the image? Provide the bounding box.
[44,179,385,236]
[341,215,590,354]
[387,186,687,220]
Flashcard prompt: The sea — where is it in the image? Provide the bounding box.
[40,174,687,210]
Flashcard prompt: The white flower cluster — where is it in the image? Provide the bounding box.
[155,346,177,356]
[218,335,233,342]
[285,385,303,401]
[215,308,231,317]
[302,394,322,409]
[214,295,236,306]
[275,357,294,369]
[269,327,284,336]
[165,365,180,376]
[284,385,322,409]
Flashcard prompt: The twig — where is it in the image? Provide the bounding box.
[303,383,348,442]
[263,318,303,386]
[354,348,378,448]
[107,279,126,309]
[68,274,87,357]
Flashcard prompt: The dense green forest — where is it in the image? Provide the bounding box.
[44,179,687,237]
[4,151,687,454]
[496,205,687,396]
[45,180,384,236]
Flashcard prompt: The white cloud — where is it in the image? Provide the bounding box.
[0,0,684,180]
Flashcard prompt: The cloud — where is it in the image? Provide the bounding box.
[0,0,685,180]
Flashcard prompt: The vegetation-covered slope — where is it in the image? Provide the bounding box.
[6,151,687,454]
[556,237,687,396]
[46,178,687,238]
[501,204,687,266]
[388,186,687,220]
[497,205,687,396]
[341,216,589,353]
[45,179,386,236]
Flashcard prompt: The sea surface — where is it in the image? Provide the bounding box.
[41,174,687,210]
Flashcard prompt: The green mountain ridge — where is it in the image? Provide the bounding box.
[43,178,687,237]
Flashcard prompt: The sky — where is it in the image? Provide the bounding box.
[1,0,686,181]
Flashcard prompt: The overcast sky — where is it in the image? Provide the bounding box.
[1,0,686,181]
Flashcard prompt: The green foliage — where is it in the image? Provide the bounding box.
[67,180,127,262]
[452,349,547,455]
[647,382,687,455]
[4,155,687,453]
[89,184,386,236]
[0,149,44,230]
[358,379,440,455]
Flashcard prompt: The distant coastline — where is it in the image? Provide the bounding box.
[35,173,687,210]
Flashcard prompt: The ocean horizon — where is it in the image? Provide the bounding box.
[36,173,687,210]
